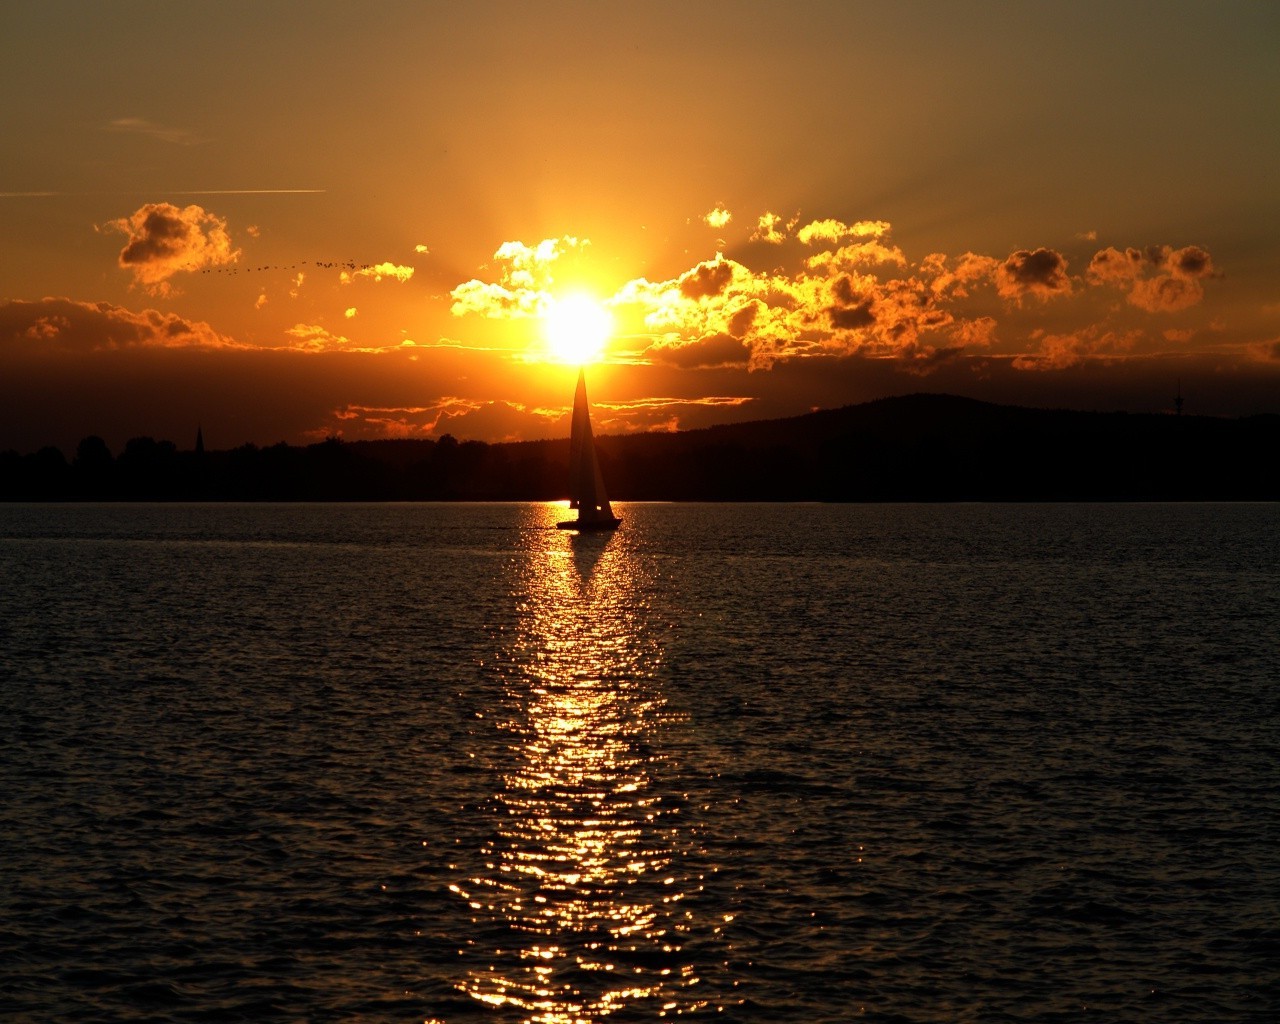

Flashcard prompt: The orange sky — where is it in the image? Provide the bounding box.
[3,1,1279,454]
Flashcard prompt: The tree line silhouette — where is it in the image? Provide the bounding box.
[3,394,1278,501]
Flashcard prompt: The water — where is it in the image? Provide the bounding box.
[1,502,1277,1022]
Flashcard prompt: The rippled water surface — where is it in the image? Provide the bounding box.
[2,502,1278,1022]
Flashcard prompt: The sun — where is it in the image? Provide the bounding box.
[543,293,613,365]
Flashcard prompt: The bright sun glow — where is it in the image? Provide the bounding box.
[543,294,613,365]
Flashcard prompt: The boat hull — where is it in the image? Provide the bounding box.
[557,517,622,532]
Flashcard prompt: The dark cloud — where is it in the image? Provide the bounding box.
[1168,245,1215,279]
[995,248,1071,302]
[649,332,749,369]
[678,257,734,300]
[108,203,240,294]
[1,297,233,352]
[829,301,876,330]
[827,274,877,330]
[727,301,760,338]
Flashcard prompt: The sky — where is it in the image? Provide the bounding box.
[3,0,1279,454]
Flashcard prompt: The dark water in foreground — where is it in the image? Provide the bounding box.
[1,502,1277,1023]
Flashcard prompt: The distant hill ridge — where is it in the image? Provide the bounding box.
[4,393,1278,501]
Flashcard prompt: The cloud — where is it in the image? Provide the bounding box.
[750,212,793,244]
[590,394,756,434]
[648,332,750,368]
[703,204,732,229]
[606,215,1228,377]
[347,261,414,284]
[285,323,351,352]
[805,239,907,271]
[924,252,1001,298]
[107,202,240,295]
[1128,275,1204,313]
[103,117,203,146]
[678,256,736,299]
[414,244,430,254]
[995,248,1072,303]
[344,307,358,318]
[320,403,443,439]
[1,297,235,351]
[1012,325,1143,371]
[1087,246,1145,283]
[1164,245,1216,280]
[450,236,585,319]
[796,218,891,245]
[319,398,570,442]
[1088,244,1217,312]
[949,316,999,348]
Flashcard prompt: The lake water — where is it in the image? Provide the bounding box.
[1,502,1277,1023]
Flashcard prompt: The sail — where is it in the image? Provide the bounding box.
[566,369,615,523]
[568,370,590,509]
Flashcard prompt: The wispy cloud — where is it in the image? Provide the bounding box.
[103,117,204,146]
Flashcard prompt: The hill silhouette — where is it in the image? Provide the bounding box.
[3,394,1278,501]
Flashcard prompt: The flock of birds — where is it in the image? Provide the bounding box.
[199,259,374,275]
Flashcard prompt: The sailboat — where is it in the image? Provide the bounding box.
[557,368,621,531]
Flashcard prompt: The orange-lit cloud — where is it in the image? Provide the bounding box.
[1087,244,1218,313]
[603,220,1221,373]
[1012,326,1144,371]
[107,202,240,295]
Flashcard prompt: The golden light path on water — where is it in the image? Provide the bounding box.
[453,504,715,1022]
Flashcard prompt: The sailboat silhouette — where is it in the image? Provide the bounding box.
[558,369,621,531]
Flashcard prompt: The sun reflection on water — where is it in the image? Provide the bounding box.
[455,505,710,1021]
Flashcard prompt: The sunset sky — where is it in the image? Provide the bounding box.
[3,1,1278,454]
